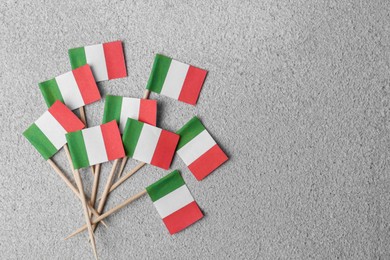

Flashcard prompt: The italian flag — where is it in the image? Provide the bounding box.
[66,120,125,169]
[23,101,85,160]
[39,65,101,110]
[177,117,228,181]
[146,54,207,105]
[103,95,157,133]
[68,41,127,82]
[146,170,203,234]
[122,118,180,170]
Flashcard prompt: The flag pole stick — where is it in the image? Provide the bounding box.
[96,162,145,202]
[79,106,87,126]
[63,144,98,259]
[55,145,98,259]
[92,159,120,231]
[65,189,147,240]
[116,157,128,180]
[90,164,101,207]
[73,168,99,260]
[110,162,145,193]
[63,144,106,227]
[143,89,151,99]
[46,158,107,227]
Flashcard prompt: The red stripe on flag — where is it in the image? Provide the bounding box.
[139,99,157,126]
[162,201,203,235]
[72,65,101,105]
[100,121,125,161]
[188,144,228,181]
[150,130,180,170]
[48,101,85,132]
[103,41,127,80]
[178,66,207,105]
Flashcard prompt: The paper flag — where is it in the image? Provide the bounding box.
[68,41,127,82]
[102,95,157,133]
[122,118,180,170]
[23,101,85,160]
[146,54,207,105]
[66,120,125,169]
[176,116,228,180]
[146,170,203,234]
[39,65,101,110]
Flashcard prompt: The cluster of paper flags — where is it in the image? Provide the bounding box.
[22,39,228,258]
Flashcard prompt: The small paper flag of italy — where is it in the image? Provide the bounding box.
[103,95,157,133]
[39,65,101,110]
[176,116,228,180]
[146,170,203,234]
[146,54,207,105]
[23,101,85,160]
[66,120,125,169]
[68,41,127,82]
[122,118,180,170]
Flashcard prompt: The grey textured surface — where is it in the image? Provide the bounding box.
[1,0,390,259]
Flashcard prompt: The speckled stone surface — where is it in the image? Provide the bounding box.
[1,0,390,259]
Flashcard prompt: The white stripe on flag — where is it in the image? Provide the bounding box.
[160,60,189,99]
[85,44,108,82]
[177,130,216,165]
[119,98,140,133]
[35,111,66,150]
[82,126,107,165]
[55,71,84,110]
[153,185,194,219]
[133,123,161,163]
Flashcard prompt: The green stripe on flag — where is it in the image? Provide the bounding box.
[66,130,89,169]
[176,116,205,150]
[146,170,185,202]
[146,54,172,94]
[103,95,123,124]
[39,78,64,108]
[122,118,143,157]
[68,47,87,69]
[23,123,57,160]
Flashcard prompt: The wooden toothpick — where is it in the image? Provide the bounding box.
[90,164,101,208]
[79,106,87,126]
[63,144,98,259]
[92,159,120,231]
[73,168,99,260]
[116,157,128,180]
[96,159,145,203]
[47,158,107,227]
[110,162,145,193]
[65,189,147,240]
